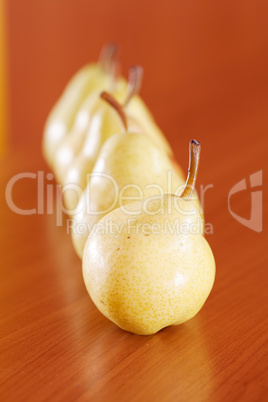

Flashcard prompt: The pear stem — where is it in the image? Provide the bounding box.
[100,91,128,131]
[181,140,201,200]
[98,43,118,72]
[124,65,143,106]
[100,65,143,132]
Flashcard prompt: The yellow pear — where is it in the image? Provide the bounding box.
[42,43,118,167]
[71,128,186,258]
[71,94,201,258]
[63,66,180,213]
[82,140,215,335]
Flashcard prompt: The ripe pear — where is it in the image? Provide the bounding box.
[82,140,215,335]
[42,43,118,167]
[71,130,187,259]
[71,94,201,258]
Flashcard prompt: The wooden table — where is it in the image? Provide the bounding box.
[1,93,267,401]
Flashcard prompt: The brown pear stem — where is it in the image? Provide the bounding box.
[100,65,143,131]
[100,91,128,131]
[181,140,201,200]
[124,65,143,106]
[98,43,118,72]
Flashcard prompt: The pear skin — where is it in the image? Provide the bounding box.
[83,194,215,335]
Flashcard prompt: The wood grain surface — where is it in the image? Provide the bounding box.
[1,1,268,401]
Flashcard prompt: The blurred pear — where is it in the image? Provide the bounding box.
[43,43,118,167]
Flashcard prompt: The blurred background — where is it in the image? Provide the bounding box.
[1,0,268,164]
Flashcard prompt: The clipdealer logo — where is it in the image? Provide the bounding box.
[4,170,263,233]
[228,170,263,233]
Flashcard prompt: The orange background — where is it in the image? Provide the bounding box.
[0,0,7,153]
[5,0,268,158]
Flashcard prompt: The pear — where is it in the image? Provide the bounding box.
[62,67,144,212]
[71,131,185,258]
[82,140,215,335]
[42,43,118,167]
[71,93,201,258]
[71,93,187,258]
